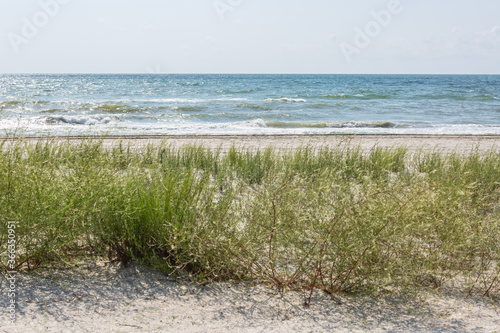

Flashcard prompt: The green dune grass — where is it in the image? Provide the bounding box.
[0,137,498,302]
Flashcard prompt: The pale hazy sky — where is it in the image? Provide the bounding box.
[1,0,499,74]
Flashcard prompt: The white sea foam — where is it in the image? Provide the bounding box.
[145,98,248,103]
[40,115,120,126]
[265,98,307,103]
[3,118,499,136]
[1,74,499,136]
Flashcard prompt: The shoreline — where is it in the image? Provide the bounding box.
[2,134,499,153]
[3,134,500,138]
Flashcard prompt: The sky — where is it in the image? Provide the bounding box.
[1,0,499,74]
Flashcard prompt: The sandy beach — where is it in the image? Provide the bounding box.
[3,0,500,329]
[2,261,499,333]
[1,134,499,332]
[6,134,500,153]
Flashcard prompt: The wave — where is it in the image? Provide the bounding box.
[321,94,390,100]
[415,94,499,101]
[96,104,143,113]
[265,121,398,129]
[143,98,202,103]
[35,103,145,114]
[8,117,499,136]
[265,98,307,103]
[1,100,50,107]
[265,121,328,128]
[214,88,263,94]
[172,106,206,112]
[309,103,330,108]
[175,82,203,87]
[212,98,248,102]
[41,115,119,126]
[234,103,272,111]
[97,104,126,112]
[40,108,65,114]
[147,98,248,103]
[233,119,268,128]
[1,100,21,106]
[161,119,401,134]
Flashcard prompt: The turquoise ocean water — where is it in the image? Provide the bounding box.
[0,74,499,135]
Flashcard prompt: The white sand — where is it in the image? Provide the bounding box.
[5,134,500,153]
[2,262,499,332]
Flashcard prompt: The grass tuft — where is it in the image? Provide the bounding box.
[0,138,498,301]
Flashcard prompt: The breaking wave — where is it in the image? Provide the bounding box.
[265,121,398,129]
[265,97,307,103]
[41,115,119,126]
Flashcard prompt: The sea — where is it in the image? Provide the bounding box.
[0,74,499,135]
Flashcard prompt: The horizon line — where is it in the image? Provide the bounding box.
[2,72,500,75]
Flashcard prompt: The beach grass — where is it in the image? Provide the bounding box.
[0,137,498,302]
